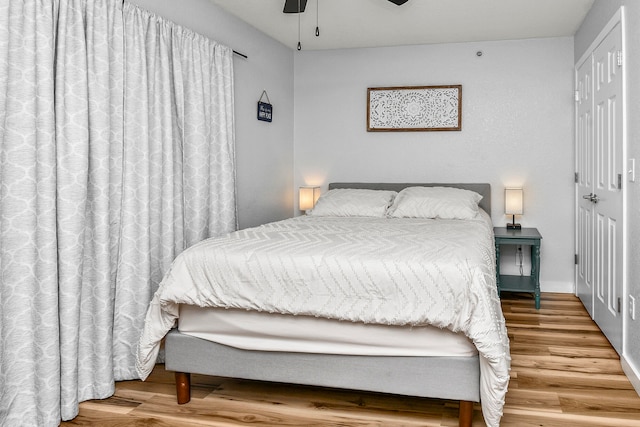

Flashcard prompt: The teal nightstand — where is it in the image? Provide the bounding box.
[493,227,542,309]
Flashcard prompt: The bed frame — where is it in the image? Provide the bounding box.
[165,183,492,427]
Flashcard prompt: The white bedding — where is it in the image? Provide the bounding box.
[136,212,510,427]
[178,305,478,357]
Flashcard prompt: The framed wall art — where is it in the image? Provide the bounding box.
[367,85,462,132]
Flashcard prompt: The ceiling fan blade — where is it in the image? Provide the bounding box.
[283,0,308,13]
[388,0,409,5]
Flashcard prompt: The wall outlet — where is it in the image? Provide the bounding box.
[630,295,636,321]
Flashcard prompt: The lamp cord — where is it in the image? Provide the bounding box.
[518,247,524,276]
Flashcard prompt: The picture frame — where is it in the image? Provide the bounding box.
[367,85,462,132]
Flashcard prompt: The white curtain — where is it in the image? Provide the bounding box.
[0,0,236,425]
[113,2,236,380]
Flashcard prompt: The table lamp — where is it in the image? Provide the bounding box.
[505,188,523,230]
[299,186,321,211]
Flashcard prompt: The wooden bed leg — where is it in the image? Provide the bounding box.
[175,372,191,404]
[458,400,473,427]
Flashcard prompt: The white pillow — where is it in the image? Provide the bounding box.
[308,189,397,217]
[388,186,482,219]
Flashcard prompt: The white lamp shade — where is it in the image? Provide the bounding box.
[505,188,524,215]
[299,186,321,211]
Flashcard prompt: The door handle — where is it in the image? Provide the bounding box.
[582,193,600,203]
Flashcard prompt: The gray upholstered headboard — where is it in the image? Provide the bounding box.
[328,182,492,217]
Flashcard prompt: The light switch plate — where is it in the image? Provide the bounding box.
[630,295,636,321]
[629,158,636,183]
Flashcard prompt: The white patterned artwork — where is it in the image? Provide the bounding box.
[367,85,462,132]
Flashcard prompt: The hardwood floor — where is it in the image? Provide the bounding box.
[61,293,640,426]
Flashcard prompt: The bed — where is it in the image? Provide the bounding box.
[136,182,510,427]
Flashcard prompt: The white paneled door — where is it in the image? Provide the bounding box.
[575,19,624,354]
[576,54,594,318]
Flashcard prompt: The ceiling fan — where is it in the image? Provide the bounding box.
[283,0,408,13]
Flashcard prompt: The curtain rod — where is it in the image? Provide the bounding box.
[233,50,248,59]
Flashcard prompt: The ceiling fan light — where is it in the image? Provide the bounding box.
[388,0,409,5]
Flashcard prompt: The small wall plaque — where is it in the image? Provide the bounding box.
[257,90,273,122]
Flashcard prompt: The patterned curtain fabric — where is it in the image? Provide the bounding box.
[54,0,126,420]
[0,0,236,425]
[113,2,237,380]
[0,1,63,425]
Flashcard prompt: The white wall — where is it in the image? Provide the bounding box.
[123,2,576,292]
[129,0,295,230]
[575,0,640,394]
[293,38,576,292]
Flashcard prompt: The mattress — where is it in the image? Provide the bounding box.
[178,305,478,357]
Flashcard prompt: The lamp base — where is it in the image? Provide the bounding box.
[507,223,522,230]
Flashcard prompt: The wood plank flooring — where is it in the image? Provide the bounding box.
[61,293,640,426]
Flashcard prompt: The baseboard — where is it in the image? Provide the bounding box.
[540,280,574,294]
[622,356,640,397]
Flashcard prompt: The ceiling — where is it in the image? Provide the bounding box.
[209,0,595,51]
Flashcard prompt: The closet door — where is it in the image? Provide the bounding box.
[575,19,624,354]
[576,55,594,318]
[592,22,624,354]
